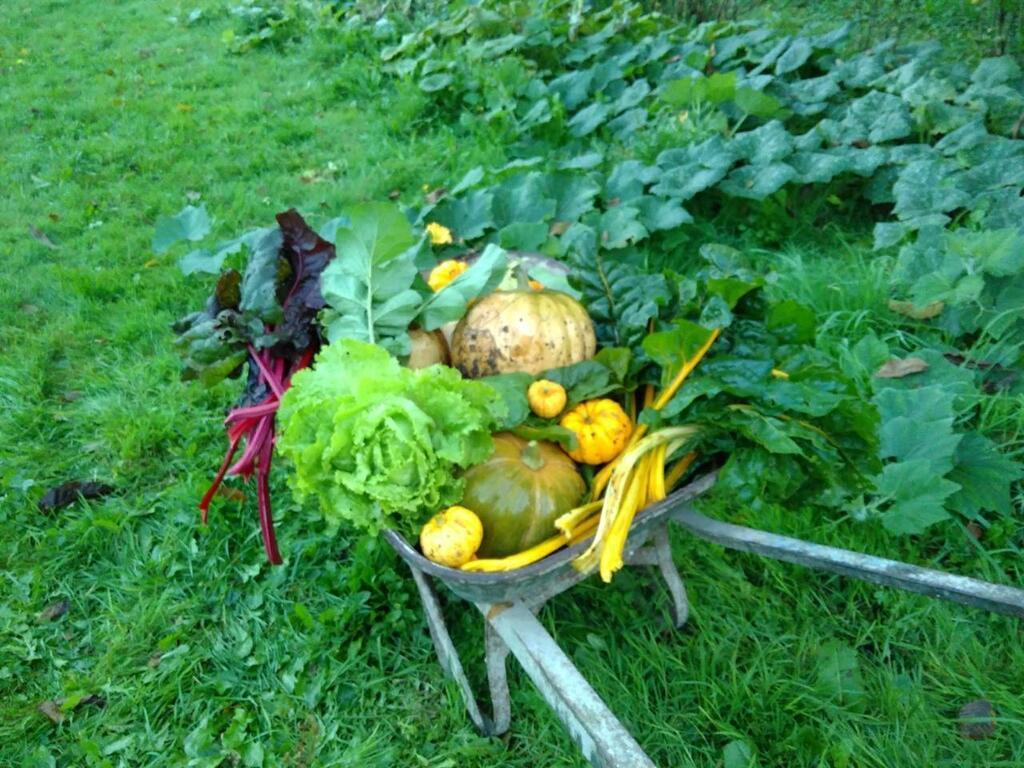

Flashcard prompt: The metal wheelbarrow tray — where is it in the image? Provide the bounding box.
[384,473,1024,768]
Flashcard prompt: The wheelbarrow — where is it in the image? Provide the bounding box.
[384,473,1024,768]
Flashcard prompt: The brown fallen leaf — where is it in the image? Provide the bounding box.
[37,600,70,622]
[37,694,106,724]
[424,186,447,205]
[38,700,63,724]
[875,357,929,379]
[549,221,571,236]
[966,521,984,540]
[29,225,59,249]
[959,699,996,740]
[387,188,401,200]
[888,299,944,320]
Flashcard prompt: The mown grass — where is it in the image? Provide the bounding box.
[2,2,1023,767]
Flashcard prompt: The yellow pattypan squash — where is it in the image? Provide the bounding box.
[419,505,483,567]
[527,379,567,419]
[559,398,632,465]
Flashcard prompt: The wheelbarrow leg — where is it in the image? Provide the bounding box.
[481,602,657,768]
[652,527,689,628]
[625,526,690,628]
[408,567,496,734]
[484,622,512,735]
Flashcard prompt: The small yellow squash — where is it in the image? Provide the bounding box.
[419,506,484,567]
[528,379,567,419]
[559,399,633,465]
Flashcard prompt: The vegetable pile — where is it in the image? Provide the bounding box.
[171,201,877,579]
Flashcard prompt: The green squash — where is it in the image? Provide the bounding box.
[461,432,586,558]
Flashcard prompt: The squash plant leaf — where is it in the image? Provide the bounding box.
[876,459,959,534]
[153,204,211,254]
[947,433,1022,519]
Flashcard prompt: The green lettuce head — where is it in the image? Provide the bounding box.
[277,339,504,534]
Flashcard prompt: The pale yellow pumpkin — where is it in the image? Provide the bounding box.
[419,505,484,567]
[559,399,633,465]
[528,379,567,419]
[450,289,596,378]
[406,328,449,369]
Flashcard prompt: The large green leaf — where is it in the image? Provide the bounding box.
[947,433,1022,519]
[433,189,495,240]
[567,102,612,137]
[892,159,971,220]
[875,384,960,473]
[546,172,601,222]
[775,37,813,74]
[599,206,648,249]
[718,163,796,200]
[876,459,959,534]
[732,121,794,165]
[319,203,420,354]
[605,161,658,202]
[653,136,738,200]
[491,172,556,226]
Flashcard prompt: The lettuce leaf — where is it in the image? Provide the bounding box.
[276,340,505,534]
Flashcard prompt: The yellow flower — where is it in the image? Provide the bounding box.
[428,260,469,292]
[426,222,453,246]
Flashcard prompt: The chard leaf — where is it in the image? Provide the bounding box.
[642,320,716,381]
[565,227,671,348]
[239,228,285,324]
[274,209,338,360]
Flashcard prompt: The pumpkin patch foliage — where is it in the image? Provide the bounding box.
[165,0,1024,552]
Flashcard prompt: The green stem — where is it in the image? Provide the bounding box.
[520,440,545,471]
[515,264,531,291]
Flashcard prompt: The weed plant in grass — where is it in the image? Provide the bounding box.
[2,1,1023,767]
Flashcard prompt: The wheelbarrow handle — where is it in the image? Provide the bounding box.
[670,505,1024,618]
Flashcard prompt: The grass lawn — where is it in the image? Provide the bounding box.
[2,2,1022,767]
